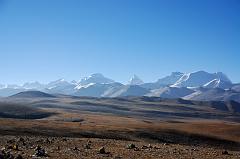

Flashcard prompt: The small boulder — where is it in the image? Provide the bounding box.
[127,144,136,149]
[148,144,153,148]
[133,147,140,151]
[35,145,41,151]
[13,145,19,151]
[163,143,169,146]
[34,146,47,157]
[84,143,91,149]
[73,147,79,151]
[222,150,229,155]
[5,152,14,159]
[35,149,46,157]
[99,147,106,154]
[1,147,6,152]
[141,145,148,149]
[7,139,15,144]
[45,138,51,144]
[15,154,23,159]
[7,145,14,150]
[17,138,24,143]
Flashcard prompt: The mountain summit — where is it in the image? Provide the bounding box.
[78,73,115,85]
[128,75,144,85]
[157,72,184,85]
[172,71,232,88]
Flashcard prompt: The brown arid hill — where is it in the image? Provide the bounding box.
[0,94,240,158]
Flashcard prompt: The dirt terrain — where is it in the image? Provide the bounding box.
[0,94,239,158]
[1,135,240,159]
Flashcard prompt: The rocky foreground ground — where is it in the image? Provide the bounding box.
[0,135,239,159]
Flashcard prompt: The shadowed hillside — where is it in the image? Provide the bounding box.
[0,102,55,119]
[10,91,56,98]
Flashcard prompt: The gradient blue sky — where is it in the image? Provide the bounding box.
[0,0,239,84]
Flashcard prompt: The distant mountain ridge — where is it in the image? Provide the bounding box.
[0,71,239,103]
[171,71,232,88]
[78,73,114,86]
[157,72,184,85]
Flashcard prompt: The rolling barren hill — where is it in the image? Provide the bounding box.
[0,91,239,158]
[10,91,56,98]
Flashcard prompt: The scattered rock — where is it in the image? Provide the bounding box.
[36,139,44,143]
[0,135,237,158]
[84,143,91,149]
[153,146,159,149]
[1,147,6,152]
[127,144,136,149]
[45,138,51,144]
[73,147,79,151]
[148,144,153,149]
[191,148,198,151]
[99,147,106,154]
[141,145,148,149]
[141,144,153,150]
[35,145,41,151]
[7,145,14,150]
[34,145,47,157]
[15,154,23,159]
[133,147,140,151]
[7,139,15,144]
[87,140,92,143]
[13,145,19,151]
[2,152,14,159]
[84,141,91,149]
[222,150,229,155]
[17,138,24,143]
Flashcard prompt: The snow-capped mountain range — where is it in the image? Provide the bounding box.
[0,71,240,103]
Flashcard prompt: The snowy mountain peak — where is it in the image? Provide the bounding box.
[171,72,184,76]
[54,78,65,82]
[79,73,114,85]
[172,71,232,88]
[89,73,105,78]
[4,84,21,89]
[46,79,71,89]
[128,75,144,85]
[22,81,45,90]
[214,72,232,83]
[48,78,67,84]
[156,72,184,85]
[70,80,78,85]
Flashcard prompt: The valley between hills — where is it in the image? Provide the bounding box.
[0,91,239,158]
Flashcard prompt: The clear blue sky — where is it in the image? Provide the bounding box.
[0,0,239,84]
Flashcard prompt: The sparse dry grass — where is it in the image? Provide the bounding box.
[0,96,240,158]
